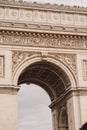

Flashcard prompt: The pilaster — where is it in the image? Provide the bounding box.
[66,88,87,130]
[67,94,81,130]
[0,86,19,130]
[52,108,58,130]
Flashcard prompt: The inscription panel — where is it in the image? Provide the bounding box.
[0,56,4,77]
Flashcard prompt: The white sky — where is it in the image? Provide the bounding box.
[24,0,87,7]
[18,84,52,130]
[18,1,87,130]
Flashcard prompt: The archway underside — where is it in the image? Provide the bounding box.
[18,61,71,101]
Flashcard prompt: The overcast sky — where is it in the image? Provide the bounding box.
[18,84,52,130]
[18,1,87,130]
[24,0,87,6]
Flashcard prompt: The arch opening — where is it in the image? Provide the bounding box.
[18,61,71,101]
[17,60,72,130]
[18,83,52,130]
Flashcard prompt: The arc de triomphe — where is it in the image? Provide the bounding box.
[0,1,87,130]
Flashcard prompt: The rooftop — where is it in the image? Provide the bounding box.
[0,0,87,12]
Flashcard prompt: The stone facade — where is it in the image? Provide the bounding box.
[0,1,87,130]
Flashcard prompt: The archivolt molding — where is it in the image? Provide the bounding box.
[0,31,87,49]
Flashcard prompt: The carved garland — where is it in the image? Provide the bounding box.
[0,31,87,49]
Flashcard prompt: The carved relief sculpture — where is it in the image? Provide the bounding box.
[12,51,41,71]
[49,53,76,76]
[0,31,87,50]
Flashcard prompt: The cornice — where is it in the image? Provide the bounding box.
[0,24,87,36]
[0,0,87,14]
[0,30,87,39]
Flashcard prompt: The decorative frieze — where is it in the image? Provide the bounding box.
[0,56,4,77]
[0,2,87,35]
[12,51,40,71]
[0,31,87,50]
[0,4,87,28]
[49,53,76,76]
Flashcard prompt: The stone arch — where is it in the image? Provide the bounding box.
[12,54,76,88]
[12,54,77,101]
